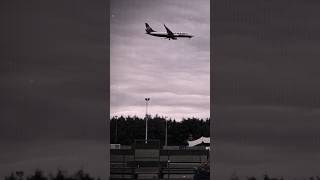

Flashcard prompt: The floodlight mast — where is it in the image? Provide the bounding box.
[145,98,150,144]
[165,118,168,147]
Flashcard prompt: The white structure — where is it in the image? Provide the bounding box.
[187,136,210,148]
[110,144,121,149]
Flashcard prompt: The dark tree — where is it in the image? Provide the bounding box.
[247,177,257,180]
[110,115,210,145]
[5,173,17,180]
[51,170,65,180]
[26,170,47,180]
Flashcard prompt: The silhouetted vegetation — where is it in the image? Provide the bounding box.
[110,115,210,145]
[4,170,101,180]
[229,174,320,180]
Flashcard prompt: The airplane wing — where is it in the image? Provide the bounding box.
[164,24,175,38]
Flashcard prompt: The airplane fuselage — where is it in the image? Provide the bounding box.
[147,32,193,38]
[145,23,193,40]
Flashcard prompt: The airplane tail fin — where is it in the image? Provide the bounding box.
[145,23,155,33]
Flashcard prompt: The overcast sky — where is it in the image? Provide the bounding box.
[0,1,108,179]
[110,0,210,121]
[214,0,320,179]
[2,1,320,180]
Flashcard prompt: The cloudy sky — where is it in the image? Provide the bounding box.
[110,0,210,120]
[2,0,320,180]
[214,0,320,179]
[0,1,108,179]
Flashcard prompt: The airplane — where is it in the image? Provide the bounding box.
[145,23,193,40]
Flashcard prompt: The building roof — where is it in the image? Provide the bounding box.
[187,136,210,147]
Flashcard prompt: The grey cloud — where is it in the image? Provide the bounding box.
[213,0,320,178]
[0,0,108,178]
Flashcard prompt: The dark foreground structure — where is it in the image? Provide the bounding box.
[110,140,210,180]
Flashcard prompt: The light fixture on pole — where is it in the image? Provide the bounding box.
[145,98,150,144]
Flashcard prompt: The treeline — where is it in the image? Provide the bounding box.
[5,170,101,180]
[230,174,320,180]
[110,115,210,146]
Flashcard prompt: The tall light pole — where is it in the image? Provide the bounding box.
[165,118,168,147]
[145,98,150,144]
